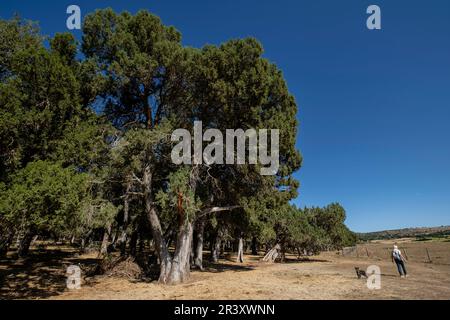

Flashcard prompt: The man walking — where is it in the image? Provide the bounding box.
[392,245,408,278]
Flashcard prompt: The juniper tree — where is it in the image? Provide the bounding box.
[81,8,301,283]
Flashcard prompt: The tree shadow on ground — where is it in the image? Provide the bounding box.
[201,261,255,273]
[282,257,331,264]
[0,249,100,300]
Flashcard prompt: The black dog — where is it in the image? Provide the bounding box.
[355,267,367,279]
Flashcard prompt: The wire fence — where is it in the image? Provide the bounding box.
[341,242,450,265]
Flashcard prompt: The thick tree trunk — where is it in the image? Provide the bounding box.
[99,225,111,257]
[211,238,220,263]
[193,218,206,269]
[210,227,223,263]
[143,167,172,283]
[166,221,193,285]
[144,165,202,284]
[17,231,34,258]
[251,236,258,255]
[236,236,244,263]
[165,165,201,284]
[147,206,172,283]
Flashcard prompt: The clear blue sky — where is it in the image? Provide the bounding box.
[1,0,449,232]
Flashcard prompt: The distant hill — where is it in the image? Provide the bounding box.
[357,226,450,241]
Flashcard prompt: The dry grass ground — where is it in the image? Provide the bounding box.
[1,239,449,300]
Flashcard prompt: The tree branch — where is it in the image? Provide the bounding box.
[120,192,144,198]
[132,172,143,185]
[200,206,241,216]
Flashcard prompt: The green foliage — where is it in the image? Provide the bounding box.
[156,167,202,225]
[0,18,88,180]
[50,33,77,65]
[0,161,89,235]
[73,197,119,238]
[0,17,117,245]
[250,202,357,254]
[82,8,185,129]
[53,118,114,174]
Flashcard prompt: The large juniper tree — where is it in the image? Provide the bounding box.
[81,8,301,284]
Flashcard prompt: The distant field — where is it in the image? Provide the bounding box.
[1,238,449,300]
[358,226,450,241]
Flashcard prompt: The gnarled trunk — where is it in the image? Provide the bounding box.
[236,236,244,263]
[143,165,200,284]
[210,227,224,263]
[166,221,193,285]
[143,167,172,283]
[146,207,171,283]
[262,244,281,262]
[99,225,111,257]
[193,218,206,269]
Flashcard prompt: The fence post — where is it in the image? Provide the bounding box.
[425,248,432,263]
[365,247,370,258]
[402,248,409,261]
